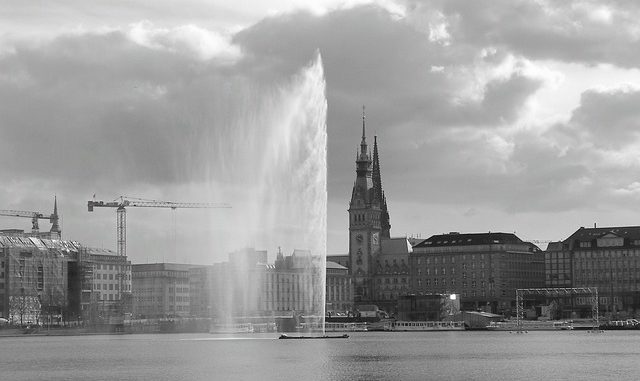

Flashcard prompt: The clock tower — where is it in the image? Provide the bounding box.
[348,108,389,303]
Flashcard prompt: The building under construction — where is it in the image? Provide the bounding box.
[0,230,131,326]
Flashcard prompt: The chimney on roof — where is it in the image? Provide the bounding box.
[594,222,597,228]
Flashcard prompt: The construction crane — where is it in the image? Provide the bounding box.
[0,196,61,236]
[87,196,231,258]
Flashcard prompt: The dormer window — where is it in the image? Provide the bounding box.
[597,236,623,247]
[579,241,591,248]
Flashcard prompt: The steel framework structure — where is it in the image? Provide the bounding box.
[516,287,599,331]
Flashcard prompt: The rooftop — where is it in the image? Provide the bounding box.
[380,237,412,254]
[566,226,640,242]
[413,232,525,248]
[326,261,347,270]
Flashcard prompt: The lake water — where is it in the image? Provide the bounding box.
[1,331,639,380]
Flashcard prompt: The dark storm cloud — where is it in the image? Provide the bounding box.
[0,29,246,190]
[568,88,640,148]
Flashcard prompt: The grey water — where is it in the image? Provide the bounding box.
[2,331,639,380]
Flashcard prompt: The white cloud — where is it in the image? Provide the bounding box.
[127,21,241,62]
[572,2,613,24]
[613,182,640,196]
[428,11,451,46]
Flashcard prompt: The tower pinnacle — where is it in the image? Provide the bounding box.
[360,105,367,155]
[362,105,366,139]
[50,195,61,237]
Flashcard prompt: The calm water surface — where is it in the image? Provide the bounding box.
[1,331,639,380]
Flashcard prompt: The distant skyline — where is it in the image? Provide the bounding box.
[3,1,640,263]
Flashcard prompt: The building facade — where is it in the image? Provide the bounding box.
[326,261,352,314]
[262,250,323,314]
[189,265,214,318]
[132,263,198,318]
[372,237,411,314]
[77,247,132,324]
[410,232,544,315]
[546,226,640,319]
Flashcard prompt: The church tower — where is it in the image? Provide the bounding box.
[348,108,389,302]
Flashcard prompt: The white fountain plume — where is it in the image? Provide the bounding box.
[197,52,327,332]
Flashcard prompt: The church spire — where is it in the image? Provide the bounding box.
[50,195,61,237]
[372,135,382,204]
[356,105,371,175]
[372,136,391,238]
[360,105,367,156]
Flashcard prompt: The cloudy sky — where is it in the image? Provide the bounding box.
[3,0,640,264]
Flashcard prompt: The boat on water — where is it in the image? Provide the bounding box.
[324,322,368,332]
[600,319,640,330]
[279,334,349,339]
[486,320,573,331]
[391,321,465,331]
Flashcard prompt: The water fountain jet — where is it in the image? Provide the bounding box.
[199,52,328,335]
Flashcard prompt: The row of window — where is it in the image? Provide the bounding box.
[574,249,640,258]
[416,254,488,265]
[376,277,409,284]
[415,261,488,272]
[416,279,488,288]
[417,269,490,279]
[168,287,189,293]
[575,260,638,269]
[134,271,190,280]
[97,293,120,301]
[94,283,131,291]
[95,264,129,271]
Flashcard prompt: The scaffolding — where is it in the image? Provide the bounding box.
[516,287,599,331]
[6,248,67,326]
